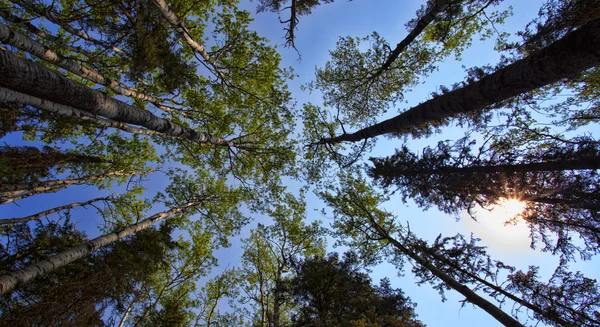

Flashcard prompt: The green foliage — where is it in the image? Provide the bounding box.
[286,252,425,327]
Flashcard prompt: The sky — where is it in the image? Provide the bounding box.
[1,0,599,326]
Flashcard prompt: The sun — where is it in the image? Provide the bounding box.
[461,198,531,252]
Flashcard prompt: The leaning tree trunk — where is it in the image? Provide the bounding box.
[9,0,126,55]
[373,156,600,178]
[361,210,523,327]
[0,23,185,116]
[0,50,235,147]
[0,8,94,58]
[150,0,225,79]
[0,185,67,205]
[321,18,600,144]
[0,88,169,137]
[372,0,453,78]
[0,170,136,195]
[0,196,112,225]
[417,245,577,326]
[0,201,200,294]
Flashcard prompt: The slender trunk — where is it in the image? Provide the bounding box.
[520,195,600,210]
[0,196,112,225]
[379,156,600,178]
[150,0,225,79]
[0,201,200,294]
[417,245,577,326]
[0,170,135,195]
[272,267,283,327]
[0,87,169,137]
[0,184,67,205]
[0,8,94,58]
[0,23,186,116]
[0,50,235,147]
[358,204,523,327]
[117,296,137,327]
[321,18,600,144]
[373,0,452,78]
[386,234,522,327]
[9,0,126,55]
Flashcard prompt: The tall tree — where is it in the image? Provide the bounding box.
[315,17,600,145]
[369,140,600,259]
[0,220,174,327]
[321,174,525,327]
[286,252,425,327]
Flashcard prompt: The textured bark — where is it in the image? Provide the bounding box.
[356,202,523,327]
[0,87,167,137]
[0,23,186,116]
[0,201,199,294]
[0,184,67,205]
[150,0,225,79]
[380,156,600,177]
[0,50,235,146]
[420,246,581,327]
[0,170,135,195]
[373,0,452,78]
[0,8,94,58]
[321,18,600,144]
[9,0,126,55]
[0,196,111,225]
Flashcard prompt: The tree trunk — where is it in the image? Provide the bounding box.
[0,87,169,137]
[0,8,94,58]
[0,50,235,147]
[359,206,523,327]
[0,23,185,116]
[0,201,200,294]
[0,185,67,205]
[9,0,126,55]
[378,156,600,178]
[0,170,136,195]
[373,0,452,78]
[417,245,577,326]
[150,0,225,79]
[321,18,600,144]
[0,195,112,225]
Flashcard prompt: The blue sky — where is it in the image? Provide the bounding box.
[2,0,599,326]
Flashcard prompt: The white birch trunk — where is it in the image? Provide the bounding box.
[0,50,235,146]
[0,87,167,137]
[0,23,185,116]
[0,196,112,225]
[150,0,225,79]
[0,201,199,294]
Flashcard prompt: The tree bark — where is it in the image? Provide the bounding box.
[0,50,235,147]
[373,0,452,78]
[0,196,112,225]
[0,170,136,195]
[0,23,186,116]
[9,0,126,55]
[0,8,95,58]
[0,201,200,295]
[0,87,169,137]
[0,185,67,205]
[150,0,225,79]
[380,156,600,178]
[321,18,600,144]
[354,200,523,327]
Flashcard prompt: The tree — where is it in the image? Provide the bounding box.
[315,17,600,144]
[321,174,526,327]
[0,219,174,326]
[286,252,424,327]
[236,191,326,327]
[369,139,600,260]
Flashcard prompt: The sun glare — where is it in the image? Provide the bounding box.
[461,198,531,252]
